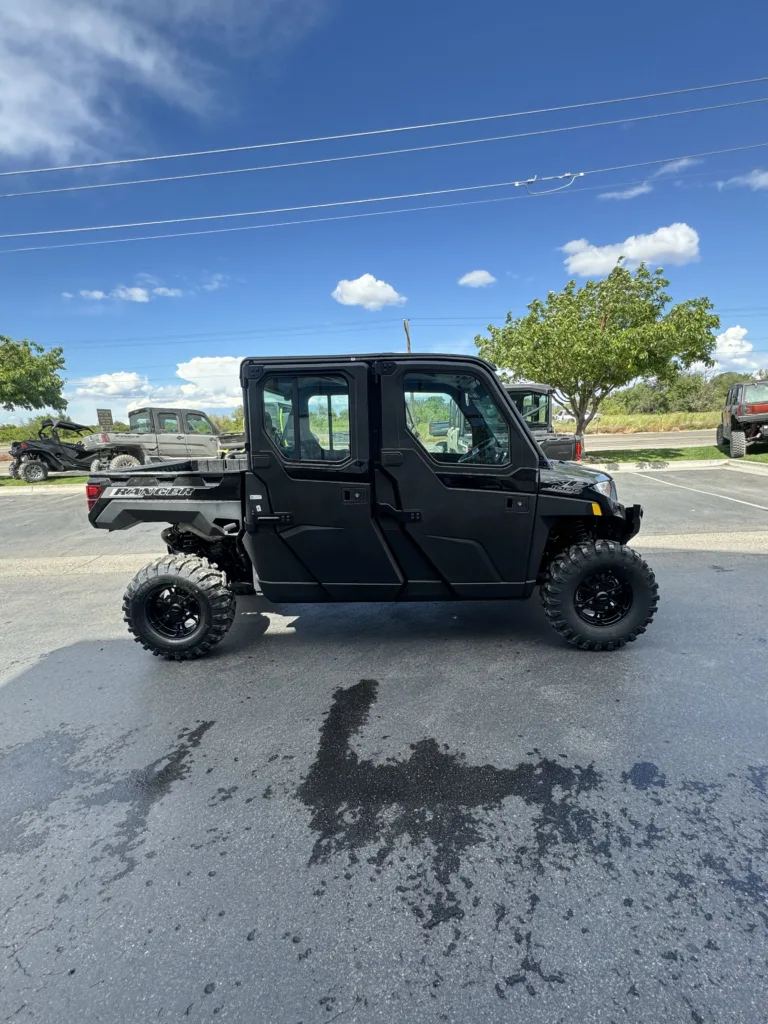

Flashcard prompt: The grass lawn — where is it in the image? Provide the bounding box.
[0,475,89,487]
[554,412,721,434]
[585,446,768,464]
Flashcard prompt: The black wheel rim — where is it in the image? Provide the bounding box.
[574,571,633,627]
[145,583,204,640]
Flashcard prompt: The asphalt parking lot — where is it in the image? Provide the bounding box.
[1,469,767,1024]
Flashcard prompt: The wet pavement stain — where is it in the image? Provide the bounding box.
[295,680,768,1005]
[298,679,603,930]
[79,721,215,881]
[0,731,89,855]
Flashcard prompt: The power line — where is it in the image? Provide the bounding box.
[0,172,583,239]
[2,148,766,256]
[2,139,768,251]
[2,96,766,201]
[2,74,767,179]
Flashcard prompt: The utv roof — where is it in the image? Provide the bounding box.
[40,418,91,432]
[240,352,497,384]
[504,382,554,394]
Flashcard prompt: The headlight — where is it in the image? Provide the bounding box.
[593,478,617,501]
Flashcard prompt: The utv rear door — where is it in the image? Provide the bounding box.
[242,363,402,602]
[375,360,541,597]
[184,411,219,459]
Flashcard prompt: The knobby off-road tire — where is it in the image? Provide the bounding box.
[729,430,747,458]
[20,459,49,483]
[109,453,141,470]
[8,460,20,479]
[123,555,236,660]
[715,424,724,447]
[541,539,659,651]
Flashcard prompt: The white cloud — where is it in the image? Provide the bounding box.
[74,371,154,400]
[61,291,73,299]
[712,325,758,369]
[598,182,653,201]
[75,280,185,302]
[70,356,244,414]
[113,285,151,303]
[0,0,330,162]
[717,169,768,192]
[202,273,228,292]
[597,158,703,202]
[653,157,702,178]
[561,223,700,276]
[458,269,497,288]
[331,273,406,311]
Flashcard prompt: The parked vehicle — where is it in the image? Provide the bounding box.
[433,382,582,461]
[717,380,768,457]
[504,383,583,462]
[81,407,236,468]
[428,420,450,437]
[8,419,103,482]
[87,353,658,659]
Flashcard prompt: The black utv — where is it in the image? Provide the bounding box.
[8,419,103,482]
[87,353,659,658]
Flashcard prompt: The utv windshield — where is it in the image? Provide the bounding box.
[507,390,550,428]
[744,383,768,403]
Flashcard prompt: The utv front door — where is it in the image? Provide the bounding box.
[153,410,188,460]
[243,363,402,602]
[376,362,541,598]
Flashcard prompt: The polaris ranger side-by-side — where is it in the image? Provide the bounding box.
[87,354,659,658]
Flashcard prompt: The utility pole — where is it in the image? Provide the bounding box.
[402,319,418,429]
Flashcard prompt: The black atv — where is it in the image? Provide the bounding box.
[8,419,105,483]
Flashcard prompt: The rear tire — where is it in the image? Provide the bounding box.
[123,555,236,660]
[8,460,20,479]
[541,539,659,651]
[110,453,141,470]
[716,424,724,447]
[729,430,746,458]
[20,459,49,483]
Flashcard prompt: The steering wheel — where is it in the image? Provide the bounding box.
[458,437,501,464]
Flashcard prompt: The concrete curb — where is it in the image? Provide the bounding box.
[0,485,84,496]
[584,459,768,475]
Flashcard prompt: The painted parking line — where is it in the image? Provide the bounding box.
[634,472,768,513]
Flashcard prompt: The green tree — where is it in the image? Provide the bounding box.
[475,265,720,433]
[0,337,66,412]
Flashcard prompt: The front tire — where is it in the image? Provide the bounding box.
[716,424,724,447]
[123,556,236,660]
[20,459,49,483]
[541,539,659,651]
[729,430,746,458]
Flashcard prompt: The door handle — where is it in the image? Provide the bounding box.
[177,435,184,439]
[381,450,403,466]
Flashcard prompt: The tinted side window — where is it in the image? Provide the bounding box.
[262,375,350,462]
[187,413,214,435]
[403,371,510,465]
[157,412,181,433]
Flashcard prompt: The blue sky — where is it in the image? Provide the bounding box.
[1,0,767,422]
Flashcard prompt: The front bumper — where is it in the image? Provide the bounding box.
[624,503,643,540]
